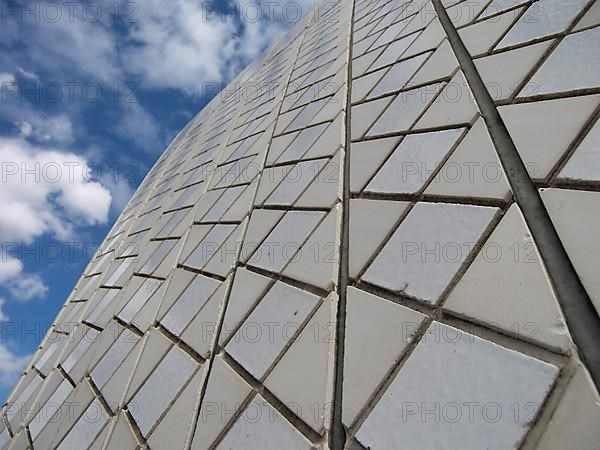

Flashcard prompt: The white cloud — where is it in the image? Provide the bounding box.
[0,99,75,144]
[22,113,74,144]
[17,66,38,80]
[99,171,136,216]
[0,344,30,388]
[116,101,162,150]
[0,255,22,285]
[0,136,108,314]
[16,121,33,138]
[0,72,15,84]
[122,0,238,94]
[0,297,30,389]
[121,0,316,95]
[16,11,121,84]
[6,274,49,303]
[0,298,8,321]
[0,137,112,244]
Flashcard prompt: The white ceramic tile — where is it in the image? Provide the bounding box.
[367,83,443,136]
[353,69,390,103]
[408,39,458,86]
[369,32,420,71]
[475,40,553,101]
[179,280,228,358]
[216,395,311,450]
[61,328,100,373]
[540,188,600,313]
[357,322,559,450]
[32,381,95,449]
[351,96,393,139]
[524,27,600,95]
[161,275,221,336]
[201,185,247,222]
[497,0,589,49]
[285,97,330,132]
[536,363,600,450]
[353,48,385,78]
[240,209,285,263]
[190,357,251,450]
[255,165,294,205]
[349,199,410,279]
[363,202,498,304]
[219,268,272,345]
[282,206,339,289]
[368,52,431,98]
[202,224,244,277]
[402,19,445,59]
[446,0,491,27]
[500,95,600,179]
[294,152,341,208]
[573,0,600,30]
[225,281,319,379]
[302,113,344,160]
[445,204,571,351]
[57,400,109,450]
[139,239,177,275]
[459,8,524,56]
[366,128,465,193]
[369,15,412,50]
[480,0,529,19]
[416,71,479,128]
[91,329,139,388]
[103,412,138,450]
[129,346,197,436]
[183,225,236,269]
[350,136,401,192]
[28,380,73,440]
[148,369,204,449]
[276,123,328,163]
[249,210,325,272]
[0,428,9,449]
[118,278,162,323]
[343,287,426,425]
[266,158,328,205]
[425,118,511,199]
[266,300,332,432]
[559,118,600,181]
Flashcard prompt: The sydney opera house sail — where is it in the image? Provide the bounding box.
[2,0,600,449]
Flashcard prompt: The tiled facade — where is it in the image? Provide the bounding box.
[3,0,600,449]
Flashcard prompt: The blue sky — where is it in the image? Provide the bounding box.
[0,0,314,401]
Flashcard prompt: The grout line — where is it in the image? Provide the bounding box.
[518,356,578,450]
[57,365,76,389]
[348,317,433,436]
[354,280,568,365]
[110,60,255,450]
[433,0,600,390]
[184,24,311,450]
[329,0,356,448]
[243,264,331,298]
[123,408,148,448]
[546,107,600,183]
[220,352,323,444]
[86,376,116,418]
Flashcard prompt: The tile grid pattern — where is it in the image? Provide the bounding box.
[2,1,600,449]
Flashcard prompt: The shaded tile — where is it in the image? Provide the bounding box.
[363,202,498,304]
[366,128,465,194]
[445,204,571,352]
[524,27,600,95]
[357,322,559,450]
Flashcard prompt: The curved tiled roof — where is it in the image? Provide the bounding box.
[3,0,600,449]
